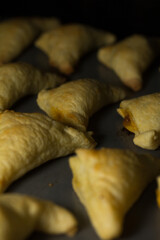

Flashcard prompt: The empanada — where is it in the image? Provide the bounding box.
[0,110,96,193]
[35,24,116,74]
[117,93,160,150]
[30,17,60,32]
[0,18,39,64]
[98,34,157,91]
[156,176,160,208]
[0,62,65,110]
[0,193,77,240]
[37,78,127,131]
[69,148,160,240]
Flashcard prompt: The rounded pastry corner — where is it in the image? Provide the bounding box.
[97,47,106,61]
[97,228,123,240]
[50,60,74,76]
[116,108,124,118]
[97,46,113,66]
[123,78,142,92]
[66,223,78,237]
[133,130,160,150]
[106,32,117,45]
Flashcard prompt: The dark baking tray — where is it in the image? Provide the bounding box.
[7,45,160,240]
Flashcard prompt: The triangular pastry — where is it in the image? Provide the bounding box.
[69,148,160,239]
[35,24,116,74]
[30,16,60,32]
[0,62,65,110]
[0,110,96,193]
[98,34,158,91]
[37,78,127,131]
[0,193,78,240]
[117,92,160,150]
[0,18,39,64]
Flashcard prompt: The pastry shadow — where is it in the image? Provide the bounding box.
[28,232,50,240]
[142,56,160,94]
[122,181,156,239]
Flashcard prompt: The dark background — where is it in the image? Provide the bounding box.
[1,0,160,38]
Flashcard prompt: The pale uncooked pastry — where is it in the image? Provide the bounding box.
[0,193,78,240]
[69,148,160,240]
[35,24,116,74]
[30,17,60,32]
[117,93,160,150]
[156,176,160,208]
[0,18,39,64]
[98,34,156,91]
[0,110,96,193]
[0,62,65,110]
[37,78,127,131]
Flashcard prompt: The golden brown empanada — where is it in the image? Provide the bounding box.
[117,93,160,150]
[0,193,77,240]
[35,24,116,74]
[0,110,96,193]
[98,34,157,91]
[0,62,65,110]
[37,78,127,131]
[69,148,160,240]
[0,18,39,64]
[156,176,160,208]
[30,16,60,32]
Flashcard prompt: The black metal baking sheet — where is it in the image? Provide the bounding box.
[7,45,160,240]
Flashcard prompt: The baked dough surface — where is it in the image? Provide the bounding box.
[69,148,160,239]
[37,78,127,131]
[0,193,77,240]
[117,93,160,150]
[0,18,39,64]
[0,110,96,193]
[0,62,65,111]
[35,24,116,74]
[98,34,155,91]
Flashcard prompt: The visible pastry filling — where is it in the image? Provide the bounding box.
[117,108,138,133]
